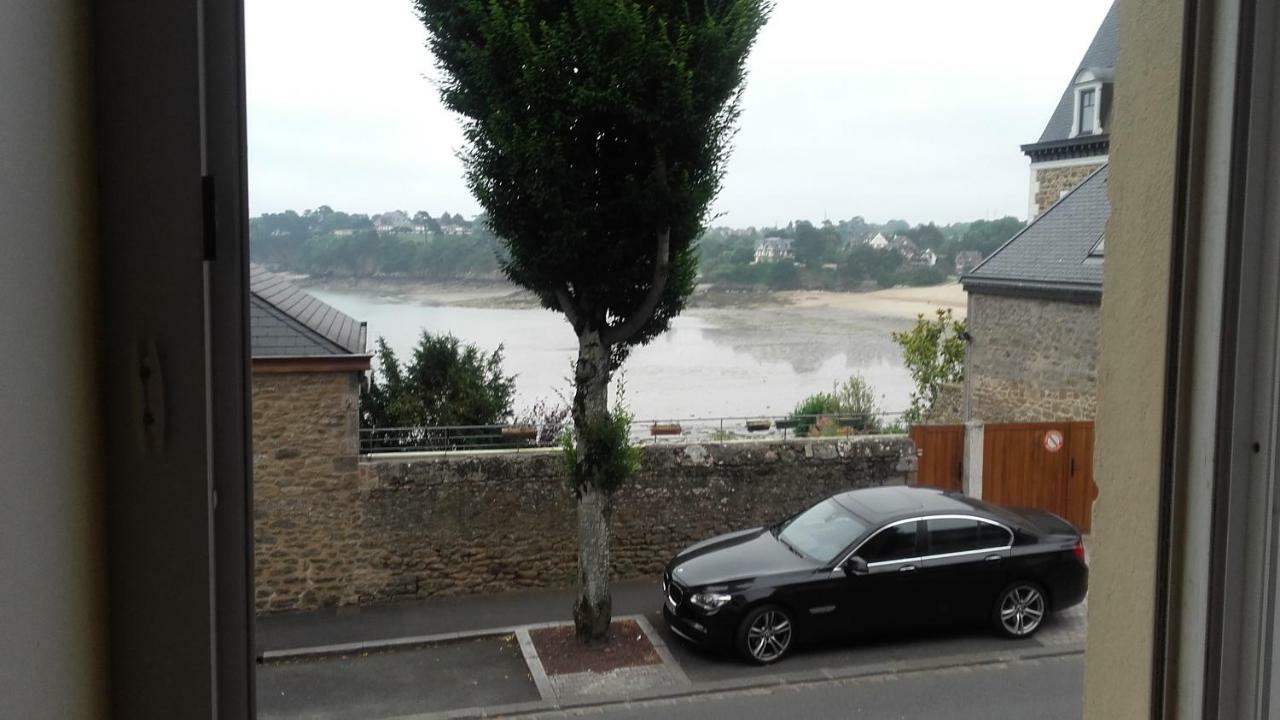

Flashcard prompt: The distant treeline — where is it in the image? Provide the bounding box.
[250,207,1023,290]
[698,216,1025,291]
[250,206,506,280]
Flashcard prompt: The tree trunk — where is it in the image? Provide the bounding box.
[572,330,613,644]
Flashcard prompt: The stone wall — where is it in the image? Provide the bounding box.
[924,382,964,424]
[252,370,365,612]
[253,436,917,614]
[966,292,1100,423]
[1034,162,1106,217]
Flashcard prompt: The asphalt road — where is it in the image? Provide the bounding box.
[526,654,1084,720]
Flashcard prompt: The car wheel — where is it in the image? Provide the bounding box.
[993,581,1048,638]
[736,604,794,665]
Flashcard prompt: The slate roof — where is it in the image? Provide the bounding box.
[1023,2,1118,158]
[249,265,367,357]
[962,164,1109,297]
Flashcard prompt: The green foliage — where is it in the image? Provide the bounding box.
[696,215,1021,292]
[361,332,516,430]
[417,0,772,362]
[251,207,1022,291]
[250,210,504,280]
[789,374,884,436]
[790,392,842,436]
[891,308,967,423]
[561,406,641,497]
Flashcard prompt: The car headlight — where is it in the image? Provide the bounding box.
[689,592,733,613]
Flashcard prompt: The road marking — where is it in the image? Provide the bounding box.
[516,628,558,703]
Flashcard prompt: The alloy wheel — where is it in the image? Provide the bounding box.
[999,584,1046,636]
[746,610,793,662]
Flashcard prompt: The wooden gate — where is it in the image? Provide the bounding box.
[982,421,1096,533]
[910,424,964,492]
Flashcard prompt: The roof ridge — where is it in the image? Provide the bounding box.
[965,163,1109,279]
[249,294,349,355]
[248,264,367,354]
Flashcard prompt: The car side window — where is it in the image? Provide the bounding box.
[927,518,1012,556]
[978,521,1013,548]
[858,522,919,563]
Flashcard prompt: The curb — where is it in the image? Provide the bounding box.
[382,641,1085,719]
[258,626,522,663]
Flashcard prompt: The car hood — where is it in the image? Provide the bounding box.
[668,527,818,587]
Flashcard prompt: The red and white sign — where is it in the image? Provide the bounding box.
[1043,429,1065,454]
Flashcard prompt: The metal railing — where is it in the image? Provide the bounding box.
[630,411,908,445]
[360,424,562,454]
[361,411,908,455]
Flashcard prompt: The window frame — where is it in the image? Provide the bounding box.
[1071,80,1106,138]
[839,514,1013,569]
[1080,87,1098,134]
[922,515,1015,559]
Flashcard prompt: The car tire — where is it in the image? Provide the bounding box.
[992,581,1049,639]
[736,604,795,665]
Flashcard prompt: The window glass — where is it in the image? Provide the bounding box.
[777,499,869,563]
[978,521,1013,548]
[858,522,919,563]
[1079,88,1096,133]
[927,518,984,555]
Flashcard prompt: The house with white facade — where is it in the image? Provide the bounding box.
[753,236,794,264]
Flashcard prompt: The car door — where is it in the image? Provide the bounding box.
[840,519,928,631]
[919,517,1013,622]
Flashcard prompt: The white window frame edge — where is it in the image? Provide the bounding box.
[1163,0,1280,716]
[1071,80,1106,138]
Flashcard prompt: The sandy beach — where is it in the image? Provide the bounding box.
[779,283,967,320]
[302,276,967,320]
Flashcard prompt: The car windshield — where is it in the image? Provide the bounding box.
[777,499,869,563]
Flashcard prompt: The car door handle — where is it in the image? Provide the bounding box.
[899,565,917,572]
[985,555,1003,562]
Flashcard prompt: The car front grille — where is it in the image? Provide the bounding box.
[667,577,686,608]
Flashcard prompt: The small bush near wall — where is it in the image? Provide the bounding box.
[254,436,916,614]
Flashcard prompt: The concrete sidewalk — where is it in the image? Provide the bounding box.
[256,580,662,655]
[255,583,1087,720]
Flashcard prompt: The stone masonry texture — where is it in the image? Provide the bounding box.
[1035,163,1106,217]
[252,434,917,614]
[252,370,364,613]
[967,292,1100,423]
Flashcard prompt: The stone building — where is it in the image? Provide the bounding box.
[248,265,372,611]
[1022,2,1115,219]
[959,3,1114,424]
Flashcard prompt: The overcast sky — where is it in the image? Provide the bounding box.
[246,0,1114,228]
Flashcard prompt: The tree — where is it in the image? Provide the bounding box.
[792,220,828,265]
[417,0,771,643]
[361,333,516,432]
[891,308,967,423]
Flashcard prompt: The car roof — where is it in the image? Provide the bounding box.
[833,486,1000,525]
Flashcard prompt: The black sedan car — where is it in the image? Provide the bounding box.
[661,485,1087,664]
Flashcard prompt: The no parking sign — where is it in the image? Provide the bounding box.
[1044,429,1065,453]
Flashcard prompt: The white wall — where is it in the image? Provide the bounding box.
[0,2,107,718]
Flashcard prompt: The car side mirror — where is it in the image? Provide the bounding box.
[844,556,869,576]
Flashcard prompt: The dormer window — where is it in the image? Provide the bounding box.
[1079,88,1097,134]
[1069,67,1111,138]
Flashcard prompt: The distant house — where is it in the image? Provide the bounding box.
[249,265,371,611]
[865,232,890,250]
[753,236,794,264]
[890,235,919,258]
[914,248,938,267]
[373,210,413,233]
[954,251,985,275]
